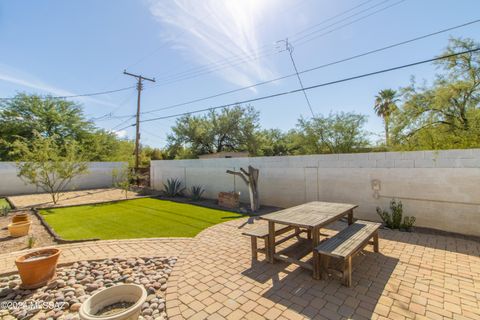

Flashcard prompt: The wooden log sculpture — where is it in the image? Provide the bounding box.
[226,165,259,212]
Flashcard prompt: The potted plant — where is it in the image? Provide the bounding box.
[8,220,32,237]
[12,213,29,223]
[79,284,147,320]
[15,248,61,289]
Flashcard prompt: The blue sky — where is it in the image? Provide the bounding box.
[1,0,479,148]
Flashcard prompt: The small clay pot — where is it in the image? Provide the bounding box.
[12,213,29,223]
[8,221,31,237]
[15,248,61,289]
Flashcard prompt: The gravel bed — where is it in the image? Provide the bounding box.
[0,257,176,320]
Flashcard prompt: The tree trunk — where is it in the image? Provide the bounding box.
[384,119,389,147]
[226,165,260,212]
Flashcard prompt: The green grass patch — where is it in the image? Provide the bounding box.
[0,198,11,210]
[40,198,242,240]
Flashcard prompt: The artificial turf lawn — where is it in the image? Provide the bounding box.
[40,198,242,240]
[0,198,10,209]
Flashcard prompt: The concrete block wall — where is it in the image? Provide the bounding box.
[151,149,480,237]
[0,162,127,196]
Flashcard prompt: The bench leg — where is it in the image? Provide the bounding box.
[307,229,312,240]
[250,237,258,261]
[373,231,379,253]
[343,256,352,287]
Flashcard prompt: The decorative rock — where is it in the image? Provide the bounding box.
[85,283,98,292]
[0,256,176,320]
[143,308,153,316]
[70,303,82,312]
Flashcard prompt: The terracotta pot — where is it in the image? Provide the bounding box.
[79,284,147,320]
[15,248,61,289]
[12,213,29,223]
[8,221,31,237]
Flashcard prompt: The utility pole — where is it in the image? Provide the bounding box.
[277,38,315,117]
[123,70,155,172]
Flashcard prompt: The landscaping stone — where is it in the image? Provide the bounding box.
[0,256,176,319]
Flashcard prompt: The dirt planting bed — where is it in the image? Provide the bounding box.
[0,211,55,254]
[7,188,148,209]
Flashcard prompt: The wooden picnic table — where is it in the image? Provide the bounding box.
[260,201,358,278]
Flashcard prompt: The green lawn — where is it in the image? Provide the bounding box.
[0,198,10,209]
[40,198,242,240]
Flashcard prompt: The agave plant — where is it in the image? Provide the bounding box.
[163,178,185,197]
[190,185,205,201]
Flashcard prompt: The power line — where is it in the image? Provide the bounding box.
[290,0,376,38]
[111,47,479,129]
[0,86,135,101]
[149,0,402,87]
[111,115,137,131]
[294,0,406,47]
[293,0,404,45]
[137,19,480,116]
[90,91,137,121]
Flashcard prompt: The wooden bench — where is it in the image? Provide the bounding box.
[314,220,381,287]
[243,225,300,261]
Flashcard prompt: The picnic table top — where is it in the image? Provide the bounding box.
[260,201,358,228]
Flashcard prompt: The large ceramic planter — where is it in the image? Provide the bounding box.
[12,213,29,223]
[79,284,147,320]
[15,248,61,289]
[8,221,31,237]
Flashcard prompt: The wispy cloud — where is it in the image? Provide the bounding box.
[113,130,128,138]
[147,0,279,88]
[0,65,116,107]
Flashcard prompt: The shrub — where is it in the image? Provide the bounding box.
[163,178,185,197]
[27,235,36,249]
[376,199,415,231]
[190,185,205,201]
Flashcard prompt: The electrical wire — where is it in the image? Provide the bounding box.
[149,0,402,87]
[112,47,480,130]
[0,86,135,101]
[137,19,480,116]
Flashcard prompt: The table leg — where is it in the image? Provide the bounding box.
[347,209,354,225]
[312,226,320,279]
[268,221,275,263]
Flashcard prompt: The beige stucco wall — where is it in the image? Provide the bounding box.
[151,149,480,236]
[0,162,127,196]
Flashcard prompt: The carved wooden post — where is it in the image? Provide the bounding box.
[226,165,259,212]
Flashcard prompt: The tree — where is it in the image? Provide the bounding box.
[112,164,136,199]
[12,133,88,204]
[0,93,159,164]
[374,89,398,147]
[391,38,480,150]
[167,105,260,158]
[296,112,370,154]
[0,94,94,160]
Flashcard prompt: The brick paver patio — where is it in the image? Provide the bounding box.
[166,218,480,320]
[0,238,191,275]
[1,218,479,319]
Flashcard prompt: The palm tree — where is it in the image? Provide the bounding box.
[374,89,398,147]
